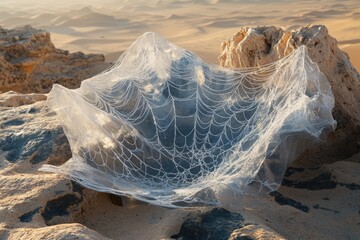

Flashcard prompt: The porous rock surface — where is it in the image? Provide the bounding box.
[0,95,107,239]
[219,25,360,166]
[0,25,108,93]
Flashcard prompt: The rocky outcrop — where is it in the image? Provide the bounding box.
[1,92,358,239]
[1,224,110,240]
[0,92,305,239]
[0,25,108,93]
[0,90,47,107]
[219,25,360,166]
[0,93,186,239]
[0,94,110,239]
[0,93,68,165]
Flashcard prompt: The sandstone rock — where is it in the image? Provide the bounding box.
[0,25,109,93]
[1,224,111,240]
[0,93,189,239]
[219,25,360,166]
[0,95,69,166]
[0,91,46,107]
[229,224,285,240]
[0,93,109,239]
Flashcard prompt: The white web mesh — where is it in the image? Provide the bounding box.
[40,32,335,207]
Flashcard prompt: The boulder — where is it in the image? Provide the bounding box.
[0,25,109,93]
[0,94,109,239]
[0,93,68,165]
[219,25,360,166]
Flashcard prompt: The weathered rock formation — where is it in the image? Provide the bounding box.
[219,25,360,166]
[0,25,108,93]
[0,93,67,165]
[0,94,106,239]
[0,94,281,239]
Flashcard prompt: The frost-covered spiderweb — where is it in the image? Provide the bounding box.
[40,32,335,207]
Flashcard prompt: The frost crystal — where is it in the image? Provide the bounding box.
[40,32,335,207]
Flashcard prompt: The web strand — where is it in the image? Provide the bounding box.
[40,32,335,207]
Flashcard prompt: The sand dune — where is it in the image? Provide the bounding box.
[165,14,186,20]
[342,43,360,71]
[0,0,358,70]
[0,11,12,20]
[58,13,124,28]
[301,9,349,18]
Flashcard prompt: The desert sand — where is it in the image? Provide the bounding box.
[1,1,360,240]
[0,0,359,70]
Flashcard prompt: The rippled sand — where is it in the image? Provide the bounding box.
[0,0,359,70]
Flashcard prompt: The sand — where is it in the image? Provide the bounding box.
[0,0,359,70]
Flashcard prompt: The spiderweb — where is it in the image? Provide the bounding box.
[40,32,335,207]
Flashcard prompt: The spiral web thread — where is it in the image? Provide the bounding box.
[40,32,335,207]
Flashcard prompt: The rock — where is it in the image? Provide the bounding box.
[0,91,46,107]
[0,93,110,239]
[219,25,360,166]
[0,91,284,240]
[171,208,244,240]
[0,93,191,239]
[0,223,111,240]
[229,225,285,240]
[0,94,69,165]
[0,94,79,223]
[171,208,285,240]
[227,160,360,240]
[0,25,109,93]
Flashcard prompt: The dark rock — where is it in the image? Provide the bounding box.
[41,182,84,224]
[19,207,41,222]
[171,208,244,240]
[0,99,71,165]
[270,191,310,213]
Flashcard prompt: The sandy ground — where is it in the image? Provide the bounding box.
[0,0,359,71]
